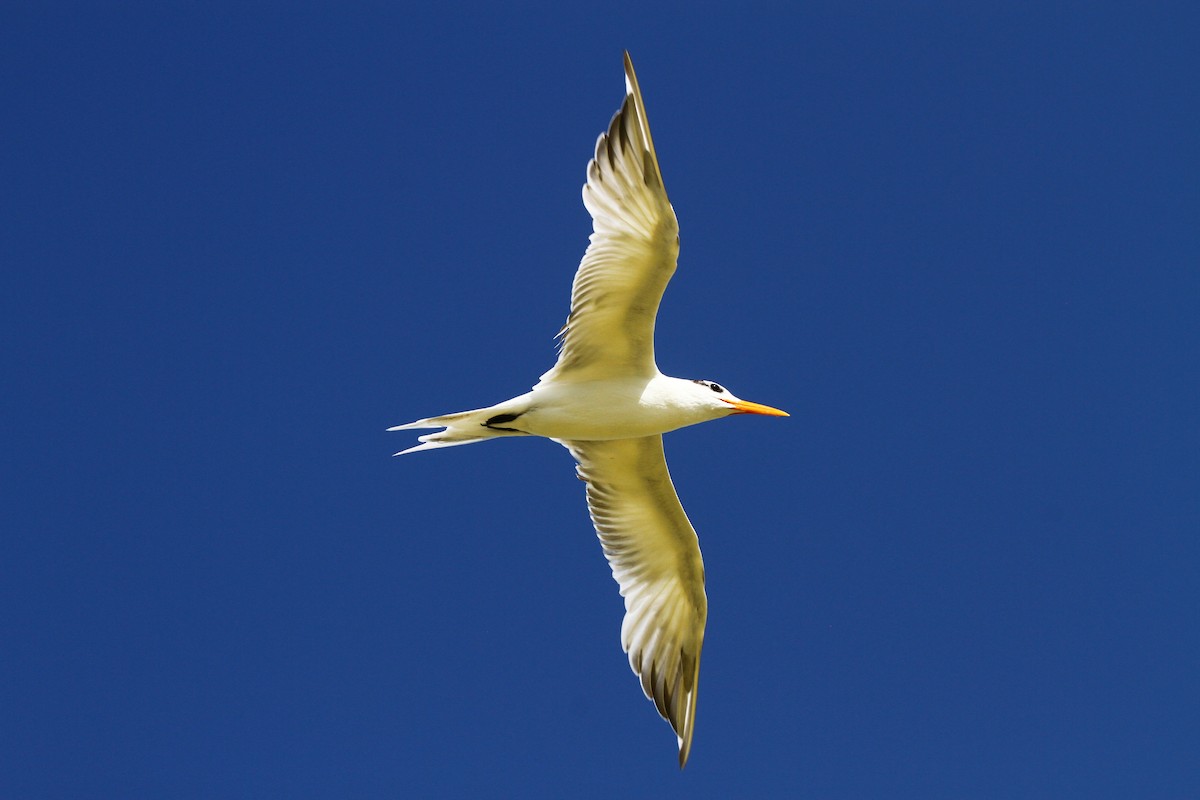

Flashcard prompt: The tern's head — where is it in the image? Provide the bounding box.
[686,379,789,420]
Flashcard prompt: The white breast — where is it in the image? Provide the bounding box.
[518,375,713,441]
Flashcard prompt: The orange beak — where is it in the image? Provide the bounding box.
[721,398,789,417]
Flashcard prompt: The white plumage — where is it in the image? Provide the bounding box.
[390,52,786,767]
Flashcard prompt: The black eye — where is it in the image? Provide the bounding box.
[710,383,724,393]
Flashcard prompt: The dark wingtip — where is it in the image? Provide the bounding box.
[678,739,691,769]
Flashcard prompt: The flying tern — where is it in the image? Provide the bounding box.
[390,52,787,767]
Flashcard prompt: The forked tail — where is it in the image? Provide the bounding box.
[388,404,530,455]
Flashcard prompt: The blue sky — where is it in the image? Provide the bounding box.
[3,4,1197,798]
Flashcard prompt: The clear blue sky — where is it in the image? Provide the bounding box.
[3,4,1197,798]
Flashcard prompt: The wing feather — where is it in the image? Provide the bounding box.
[540,53,680,384]
[560,435,707,767]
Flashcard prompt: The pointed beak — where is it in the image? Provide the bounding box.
[721,398,789,417]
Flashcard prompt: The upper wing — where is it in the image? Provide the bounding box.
[559,435,707,767]
[539,52,680,384]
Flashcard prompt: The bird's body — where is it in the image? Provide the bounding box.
[395,374,764,445]
[391,53,785,767]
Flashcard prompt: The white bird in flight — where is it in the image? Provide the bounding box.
[390,52,787,767]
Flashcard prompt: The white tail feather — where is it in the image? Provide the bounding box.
[388,405,529,456]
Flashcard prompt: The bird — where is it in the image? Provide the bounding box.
[389,52,787,767]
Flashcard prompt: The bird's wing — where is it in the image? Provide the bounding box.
[559,435,707,767]
[539,52,680,384]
